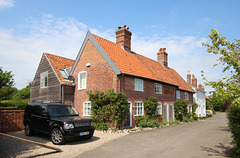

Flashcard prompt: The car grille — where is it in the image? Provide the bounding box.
[74,121,91,127]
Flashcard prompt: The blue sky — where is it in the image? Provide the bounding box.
[0,0,239,94]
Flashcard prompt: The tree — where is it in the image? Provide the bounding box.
[0,67,16,100]
[0,67,14,88]
[201,29,240,110]
[13,82,31,100]
[202,29,240,153]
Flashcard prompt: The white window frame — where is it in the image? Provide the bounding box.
[176,90,180,99]
[134,78,143,92]
[134,101,144,116]
[155,83,162,94]
[40,71,48,88]
[83,101,91,116]
[78,71,87,90]
[184,92,189,100]
[156,102,162,115]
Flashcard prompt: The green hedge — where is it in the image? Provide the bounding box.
[227,104,240,155]
[93,123,109,130]
[0,99,29,110]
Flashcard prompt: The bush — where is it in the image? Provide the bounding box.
[206,110,213,117]
[227,104,240,152]
[93,123,109,130]
[169,120,180,125]
[174,100,189,121]
[135,116,145,127]
[182,116,189,122]
[137,117,160,128]
[143,96,158,119]
[160,121,169,126]
[193,114,199,121]
[0,99,29,110]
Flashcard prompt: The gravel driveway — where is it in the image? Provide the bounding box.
[0,130,128,158]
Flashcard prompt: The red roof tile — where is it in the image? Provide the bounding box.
[45,53,74,85]
[93,34,195,93]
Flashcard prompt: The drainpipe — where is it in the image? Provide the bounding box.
[61,85,64,104]
[118,74,124,92]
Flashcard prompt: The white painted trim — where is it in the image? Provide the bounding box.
[83,101,91,116]
[44,53,61,84]
[128,101,132,127]
[134,101,144,116]
[134,78,144,92]
[164,103,169,122]
[78,71,87,90]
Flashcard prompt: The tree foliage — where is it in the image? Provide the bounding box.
[201,29,240,110]
[87,89,128,130]
[202,29,240,152]
[13,82,31,100]
[143,96,158,119]
[0,67,14,88]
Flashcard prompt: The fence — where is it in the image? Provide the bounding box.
[0,110,25,132]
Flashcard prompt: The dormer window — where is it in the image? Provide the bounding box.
[59,69,68,79]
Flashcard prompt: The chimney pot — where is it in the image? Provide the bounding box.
[118,26,121,30]
[122,25,126,28]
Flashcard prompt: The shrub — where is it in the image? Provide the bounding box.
[0,99,29,110]
[143,96,158,119]
[227,104,240,152]
[182,116,189,122]
[193,114,199,121]
[160,121,169,126]
[169,120,181,125]
[93,123,109,130]
[206,110,213,117]
[174,100,189,121]
[137,117,161,128]
[135,116,145,127]
[188,117,194,122]
[88,90,128,129]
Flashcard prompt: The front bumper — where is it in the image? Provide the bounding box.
[63,126,95,139]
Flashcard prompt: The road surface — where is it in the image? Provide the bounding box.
[76,113,232,158]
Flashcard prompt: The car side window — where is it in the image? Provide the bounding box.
[33,105,47,116]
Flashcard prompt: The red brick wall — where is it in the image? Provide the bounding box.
[0,110,25,133]
[72,40,118,115]
[120,75,177,125]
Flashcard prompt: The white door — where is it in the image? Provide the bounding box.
[164,103,169,122]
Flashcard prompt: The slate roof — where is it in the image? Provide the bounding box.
[92,34,195,93]
[45,53,74,85]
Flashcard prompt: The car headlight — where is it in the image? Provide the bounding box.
[64,122,74,130]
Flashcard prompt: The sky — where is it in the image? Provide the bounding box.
[0,0,239,95]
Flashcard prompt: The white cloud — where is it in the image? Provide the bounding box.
[0,0,14,9]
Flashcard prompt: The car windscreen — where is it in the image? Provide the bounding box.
[48,105,79,117]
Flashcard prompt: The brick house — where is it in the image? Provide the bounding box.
[31,25,195,127]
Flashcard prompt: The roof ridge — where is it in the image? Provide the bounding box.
[92,34,119,46]
[44,52,74,61]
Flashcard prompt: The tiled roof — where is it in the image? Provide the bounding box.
[92,34,195,93]
[45,53,74,85]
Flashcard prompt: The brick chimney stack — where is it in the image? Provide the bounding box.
[198,84,202,90]
[187,70,191,85]
[192,75,197,88]
[115,25,132,52]
[157,48,168,68]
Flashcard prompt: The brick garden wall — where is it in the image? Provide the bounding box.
[0,110,25,133]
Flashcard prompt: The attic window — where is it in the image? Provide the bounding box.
[59,69,68,79]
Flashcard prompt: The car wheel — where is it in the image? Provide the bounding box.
[50,128,65,145]
[25,123,34,136]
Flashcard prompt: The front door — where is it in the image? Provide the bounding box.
[170,104,174,121]
[124,102,132,128]
[164,104,169,122]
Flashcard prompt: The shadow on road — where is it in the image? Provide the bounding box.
[201,143,232,157]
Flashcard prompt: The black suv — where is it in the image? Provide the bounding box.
[23,102,94,145]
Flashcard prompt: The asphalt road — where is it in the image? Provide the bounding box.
[76,113,232,158]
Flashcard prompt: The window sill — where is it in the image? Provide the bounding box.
[134,89,144,92]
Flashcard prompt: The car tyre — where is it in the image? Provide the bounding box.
[50,128,65,145]
[25,123,34,136]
